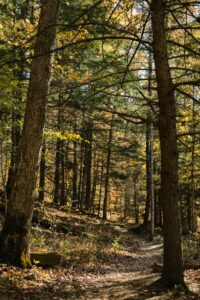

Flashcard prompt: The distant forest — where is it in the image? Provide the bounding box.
[0,0,199,290]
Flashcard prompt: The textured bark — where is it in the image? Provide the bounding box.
[149,121,154,240]
[98,153,104,216]
[143,122,151,226]
[0,0,60,266]
[144,54,154,230]
[84,122,93,211]
[155,189,163,227]
[134,175,139,225]
[103,115,114,220]
[91,153,99,214]
[151,0,184,286]
[54,138,61,204]
[78,140,84,209]
[38,140,46,202]
[72,120,78,208]
[81,148,87,211]
[60,140,66,206]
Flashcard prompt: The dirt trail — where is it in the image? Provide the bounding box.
[67,239,164,300]
[30,236,197,300]
[0,218,199,300]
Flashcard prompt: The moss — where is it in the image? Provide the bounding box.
[21,252,32,269]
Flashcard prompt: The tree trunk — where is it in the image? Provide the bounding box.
[54,138,61,204]
[151,0,184,286]
[143,122,151,225]
[0,0,60,267]
[84,121,93,211]
[78,140,84,209]
[60,140,66,206]
[134,175,139,224]
[149,121,154,240]
[91,153,99,214]
[38,139,46,202]
[72,140,78,208]
[103,115,114,220]
[98,153,104,217]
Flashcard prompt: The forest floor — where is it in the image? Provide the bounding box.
[0,207,199,300]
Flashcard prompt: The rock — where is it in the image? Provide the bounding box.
[30,252,62,267]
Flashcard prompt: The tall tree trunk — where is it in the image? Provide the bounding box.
[143,122,151,226]
[98,153,104,217]
[0,0,60,267]
[53,103,63,205]
[60,140,66,206]
[72,119,78,208]
[103,115,114,220]
[38,139,46,202]
[149,121,154,240]
[148,53,155,241]
[134,175,139,224]
[78,140,84,209]
[151,0,184,286]
[91,153,99,214]
[54,138,61,204]
[84,121,93,211]
[72,141,78,207]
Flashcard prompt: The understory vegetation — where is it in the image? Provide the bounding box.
[0,0,199,298]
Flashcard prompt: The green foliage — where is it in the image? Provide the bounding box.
[44,130,82,142]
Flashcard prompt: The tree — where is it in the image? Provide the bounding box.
[151,0,184,287]
[103,113,114,220]
[0,0,60,267]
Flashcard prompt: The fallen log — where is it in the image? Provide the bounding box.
[30,252,62,267]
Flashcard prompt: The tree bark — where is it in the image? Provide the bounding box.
[91,153,99,214]
[149,121,154,240]
[54,137,61,204]
[38,139,46,202]
[143,122,151,226]
[78,139,84,210]
[103,115,114,220]
[0,0,60,267]
[60,140,66,206]
[151,0,184,287]
[98,153,104,217]
[134,175,139,224]
[84,121,93,211]
[72,119,78,208]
